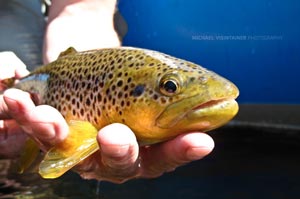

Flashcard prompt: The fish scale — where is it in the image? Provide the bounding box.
[9,46,239,178]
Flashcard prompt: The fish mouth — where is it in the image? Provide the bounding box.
[191,98,230,111]
[156,95,239,130]
[181,97,239,131]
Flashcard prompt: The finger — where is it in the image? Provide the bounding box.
[28,105,69,147]
[15,67,29,78]
[0,94,11,119]
[3,89,68,148]
[140,132,214,178]
[74,124,140,183]
[0,120,27,158]
[98,123,139,171]
[80,123,140,182]
[2,89,35,125]
[0,51,27,80]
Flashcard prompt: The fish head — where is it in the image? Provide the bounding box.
[118,49,239,144]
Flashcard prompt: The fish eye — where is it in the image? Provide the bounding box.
[159,75,181,96]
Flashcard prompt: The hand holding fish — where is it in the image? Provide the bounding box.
[1,90,214,183]
[0,62,214,183]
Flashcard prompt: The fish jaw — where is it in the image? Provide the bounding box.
[182,98,239,132]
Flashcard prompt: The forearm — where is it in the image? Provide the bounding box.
[44,0,120,63]
[48,0,117,21]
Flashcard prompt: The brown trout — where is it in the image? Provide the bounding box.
[8,47,239,179]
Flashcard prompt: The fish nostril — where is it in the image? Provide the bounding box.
[198,76,208,83]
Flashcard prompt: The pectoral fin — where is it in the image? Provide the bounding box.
[39,120,99,179]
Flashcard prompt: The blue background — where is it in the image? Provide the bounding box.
[118,0,300,103]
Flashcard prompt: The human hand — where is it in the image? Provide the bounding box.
[0,51,30,158]
[0,51,68,158]
[1,88,214,183]
[74,124,214,183]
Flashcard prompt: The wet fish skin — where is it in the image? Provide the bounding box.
[12,47,239,178]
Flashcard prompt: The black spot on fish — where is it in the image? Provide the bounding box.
[106,88,110,95]
[97,93,102,102]
[99,82,104,88]
[117,58,123,63]
[86,98,91,106]
[66,94,71,101]
[80,108,84,116]
[87,74,91,80]
[95,77,99,85]
[160,98,167,104]
[131,85,145,97]
[121,100,125,107]
[117,91,123,99]
[102,73,106,81]
[117,80,123,87]
[87,83,92,90]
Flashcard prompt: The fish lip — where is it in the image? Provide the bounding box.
[191,98,235,111]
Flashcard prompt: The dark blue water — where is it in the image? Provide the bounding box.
[119,0,300,103]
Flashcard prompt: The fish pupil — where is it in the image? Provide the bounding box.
[163,80,177,93]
